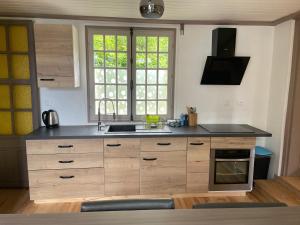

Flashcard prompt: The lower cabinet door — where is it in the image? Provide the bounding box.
[104,158,140,196]
[187,172,209,193]
[29,168,104,201]
[140,151,186,194]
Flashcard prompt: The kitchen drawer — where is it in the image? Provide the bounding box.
[27,153,103,170]
[187,160,209,173]
[141,137,187,152]
[187,137,210,174]
[37,76,76,88]
[187,172,209,193]
[26,139,103,155]
[29,168,104,201]
[140,151,186,194]
[105,158,140,196]
[188,137,210,151]
[211,137,256,149]
[187,149,210,163]
[104,138,140,158]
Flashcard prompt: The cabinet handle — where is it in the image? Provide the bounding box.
[58,145,74,149]
[143,157,157,161]
[59,175,74,179]
[190,143,204,146]
[157,143,171,146]
[58,160,74,164]
[40,78,55,81]
[106,144,121,147]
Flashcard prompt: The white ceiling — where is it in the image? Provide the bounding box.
[0,0,299,22]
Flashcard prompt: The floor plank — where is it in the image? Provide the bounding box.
[278,176,300,192]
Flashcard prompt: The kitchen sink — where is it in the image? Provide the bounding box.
[107,124,136,133]
[105,124,172,134]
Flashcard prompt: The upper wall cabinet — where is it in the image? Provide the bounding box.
[34,24,80,88]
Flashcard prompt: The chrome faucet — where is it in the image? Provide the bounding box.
[98,98,116,131]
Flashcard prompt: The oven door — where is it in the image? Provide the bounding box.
[215,158,250,184]
[209,149,254,191]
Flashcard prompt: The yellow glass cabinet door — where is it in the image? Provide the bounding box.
[0,22,38,137]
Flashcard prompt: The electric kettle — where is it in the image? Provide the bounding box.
[42,110,59,128]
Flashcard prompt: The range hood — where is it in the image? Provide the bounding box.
[201,28,250,85]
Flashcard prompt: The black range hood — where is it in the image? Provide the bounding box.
[201,28,250,85]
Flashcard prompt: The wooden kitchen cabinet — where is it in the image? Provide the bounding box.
[104,158,140,196]
[211,137,256,149]
[104,138,140,196]
[104,138,140,158]
[186,137,210,192]
[141,137,187,152]
[26,139,103,155]
[27,153,103,170]
[140,151,186,194]
[34,24,80,88]
[25,136,258,201]
[26,139,104,201]
[29,168,104,201]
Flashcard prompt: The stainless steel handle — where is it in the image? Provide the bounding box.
[190,143,204,146]
[157,143,171,146]
[106,144,121,147]
[215,158,251,162]
[58,145,74,149]
[58,160,74,164]
[143,157,158,161]
[59,175,74,179]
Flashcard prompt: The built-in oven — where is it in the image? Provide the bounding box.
[209,148,255,191]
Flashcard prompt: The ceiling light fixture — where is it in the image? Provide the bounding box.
[139,0,165,19]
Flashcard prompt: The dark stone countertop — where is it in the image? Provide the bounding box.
[25,124,272,140]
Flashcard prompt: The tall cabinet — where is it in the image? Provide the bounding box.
[0,20,39,187]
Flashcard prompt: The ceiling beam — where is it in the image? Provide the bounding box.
[0,12,274,26]
[272,10,300,25]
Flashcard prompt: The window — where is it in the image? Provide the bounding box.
[87,27,175,121]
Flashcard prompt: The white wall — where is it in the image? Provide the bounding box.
[175,25,274,131]
[39,20,274,130]
[265,20,295,177]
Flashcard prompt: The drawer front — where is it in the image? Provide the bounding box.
[187,173,209,193]
[187,137,210,174]
[27,153,103,170]
[187,148,210,161]
[211,137,256,149]
[141,137,187,152]
[26,139,103,155]
[188,137,210,151]
[29,168,104,200]
[105,158,140,196]
[104,138,140,158]
[140,151,186,194]
[38,76,75,88]
[187,160,209,173]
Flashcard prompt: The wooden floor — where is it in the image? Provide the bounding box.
[1,176,300,214]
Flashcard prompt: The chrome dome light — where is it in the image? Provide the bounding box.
[140,0,165,19]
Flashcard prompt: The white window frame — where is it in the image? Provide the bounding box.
[132,28,175,121]
[86,26,175,122]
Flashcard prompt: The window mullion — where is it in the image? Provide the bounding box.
[156,35,159,115]
[115,33,118,117]
[129,27,134,121]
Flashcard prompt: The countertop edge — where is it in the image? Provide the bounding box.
[24,124,272,140]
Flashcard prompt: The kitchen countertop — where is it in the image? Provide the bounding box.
[26,124,272,140]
